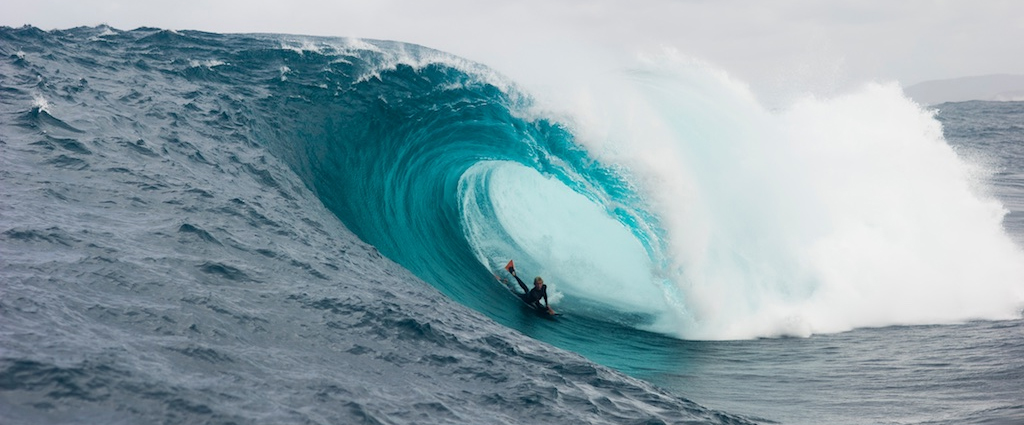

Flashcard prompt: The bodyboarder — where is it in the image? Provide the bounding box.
[505,261,556,316]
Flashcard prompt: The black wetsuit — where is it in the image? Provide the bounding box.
[512,274,548,310]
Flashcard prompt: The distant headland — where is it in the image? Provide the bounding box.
[904,74,1024,105]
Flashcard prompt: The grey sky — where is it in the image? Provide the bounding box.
[4,0,1022,93]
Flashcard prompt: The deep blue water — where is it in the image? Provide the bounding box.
[1,26,1022,425]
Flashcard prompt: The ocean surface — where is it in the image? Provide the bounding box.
[1,26,1022,425]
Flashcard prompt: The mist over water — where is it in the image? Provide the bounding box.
[474,47,1024,340]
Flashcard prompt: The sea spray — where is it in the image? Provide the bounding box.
[554,50,1024,339]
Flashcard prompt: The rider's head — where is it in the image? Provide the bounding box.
[533,277,544,287]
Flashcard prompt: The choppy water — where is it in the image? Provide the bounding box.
[1,26,1022,425]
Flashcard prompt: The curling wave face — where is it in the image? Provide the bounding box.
[5,24,1024,425]
[11,25,1021,346]
[246,37,682,340]
[254,35,1024,341]
[1,26,758,424]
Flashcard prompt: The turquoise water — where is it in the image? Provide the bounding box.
[2,26,1022,424]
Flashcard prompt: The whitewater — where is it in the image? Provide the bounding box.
[2,26,1023,425]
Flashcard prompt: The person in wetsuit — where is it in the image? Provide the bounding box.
[508,266,555,315]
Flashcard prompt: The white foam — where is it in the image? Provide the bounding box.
[273,36,516,93]
[535,49,1024,339]
[88,26,118,41]
[280,39,329,56]
[32,94,50,113]
[189,59,227,68]
[333,37,519,95]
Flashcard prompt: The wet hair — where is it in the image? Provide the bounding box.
[533,277,544,285]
